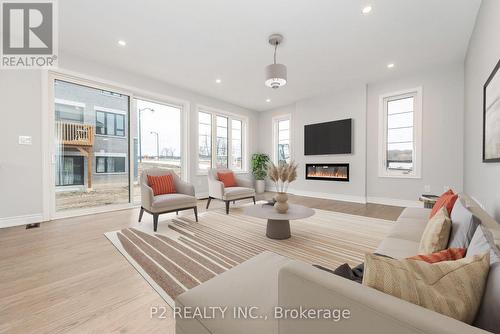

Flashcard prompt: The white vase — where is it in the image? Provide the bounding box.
[274,192,289,214]
[255,180,266,194]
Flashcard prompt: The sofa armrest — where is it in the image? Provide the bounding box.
[277,261,487,334]
[175,178,195,197]
[208,178,225,199]
[141,183,154,210]
[235,174,254,189]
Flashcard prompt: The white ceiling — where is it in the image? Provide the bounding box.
[59,0,481,111]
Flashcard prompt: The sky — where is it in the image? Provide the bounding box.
[136,99,181,157]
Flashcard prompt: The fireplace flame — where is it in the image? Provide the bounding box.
[307,168,348,179]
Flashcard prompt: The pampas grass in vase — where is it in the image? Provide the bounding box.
[267,161,298,213]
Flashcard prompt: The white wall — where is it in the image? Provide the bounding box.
[258,85,367,203]
[366,64,465,205]
[0,70,44,224]
[464,0,500,221]
[258,65,465,207]
[0,53,259,224]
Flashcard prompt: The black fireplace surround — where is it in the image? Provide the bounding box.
[305,163,349,182]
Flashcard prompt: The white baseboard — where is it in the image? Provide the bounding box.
[269,187,367,204]
[367,196,422,208]
[0,214,45,229]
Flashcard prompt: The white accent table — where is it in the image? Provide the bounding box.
[243,203,315,240]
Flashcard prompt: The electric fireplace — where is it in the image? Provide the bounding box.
[305,163,349,182]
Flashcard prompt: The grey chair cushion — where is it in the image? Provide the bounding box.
[448,199,480,248]
[151,193,196,212]
[467,225,500,333]
[223,186,255,200]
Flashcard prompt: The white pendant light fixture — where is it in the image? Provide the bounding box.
[265,34,287,89]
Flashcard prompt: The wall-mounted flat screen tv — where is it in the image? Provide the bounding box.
[304,118,352,155]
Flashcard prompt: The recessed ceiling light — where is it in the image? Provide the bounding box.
[387,63,395,69]
[362,5,372,15]
[266,98,271,103]
[117,40,126,46]
[215,78,222,84]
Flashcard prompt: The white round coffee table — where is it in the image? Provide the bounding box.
[243,204,315,240]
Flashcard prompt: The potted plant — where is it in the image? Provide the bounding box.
[251,153,270,194]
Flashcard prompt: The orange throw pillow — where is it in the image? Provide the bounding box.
[147,174,176,196]
[407,248,466,263]
[217,171,236,187]
[430,190,458,218]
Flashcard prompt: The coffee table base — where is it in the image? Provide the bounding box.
[266,219,291,240]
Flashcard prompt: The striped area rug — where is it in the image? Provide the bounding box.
[105,204,394,306]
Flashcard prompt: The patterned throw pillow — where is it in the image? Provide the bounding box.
[217,171,237,187]
[418,207,451,254]
[147,174,176,196]
[407,248,466,263]
[430,189,458,218]
[363,253,490,323]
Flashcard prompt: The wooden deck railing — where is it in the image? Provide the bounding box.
[55,121,94,146]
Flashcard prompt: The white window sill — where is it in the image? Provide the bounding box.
[196,170,248,176]
[378,173,421,179]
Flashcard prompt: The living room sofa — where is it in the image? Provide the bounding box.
[175,194,499,334]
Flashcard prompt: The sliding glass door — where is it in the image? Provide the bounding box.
[53,79,130,212]
[133,99,182,204]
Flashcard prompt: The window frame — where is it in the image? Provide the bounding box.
[196,106,248,174]
[378,87,422,179]
[95,154,127,174]
[272,114,292,165]
[94,106,127,137]
[54,98,85,123]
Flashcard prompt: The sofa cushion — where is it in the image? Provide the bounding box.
[176,251,292,334]
[217,171,237,187]
[418,207,451,254]
[147,173,176,195]
[223,186,255,200]
[376,237,420,259]
[398,207,432,220]
[387,217,428,242]
[466,225,500,333]
[363,253,490,324]
[430,191,458,218]
[407,248,466,263]
[151,193,196,212]
[449,199,481,248]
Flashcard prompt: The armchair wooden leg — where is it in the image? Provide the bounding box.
[225,201,230,214]
[153,214,159,232]
[206,197,212,209]
[252,196,256,205]
[194,206,198,222]
[138,207,145,222]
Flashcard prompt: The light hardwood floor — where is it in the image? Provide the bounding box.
[0,193,403,333]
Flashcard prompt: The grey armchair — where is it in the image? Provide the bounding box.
[139,168,197,231]
[206,168,256,214]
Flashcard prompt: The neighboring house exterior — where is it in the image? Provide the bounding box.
[54,80,129,191]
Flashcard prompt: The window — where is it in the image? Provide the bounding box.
[273,115,291,164]
[55,100,84,123]
[231,120,242,170]
[216,116,228,168]
[378,87,422,178]
[198,112,212,171]
[55,156,84,186]
[198,109,246,172]
[96,156,126,173]
[95,110,126,136]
